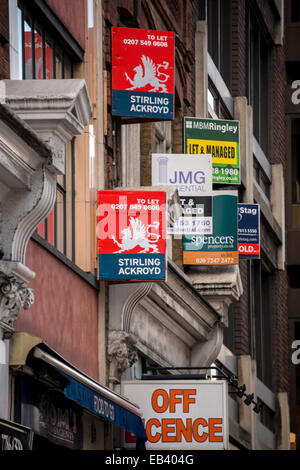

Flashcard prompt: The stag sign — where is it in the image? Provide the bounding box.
[112,27,175,120]
[97,190,167,281]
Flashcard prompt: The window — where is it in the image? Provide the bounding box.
[18,1,75,261]
[247,10,269,156]
[249,260,273,389]
[207,0,232,92]
[223,304,235,353]
[294,322,300,435]
[19,2,73,80]
[291,0,300,22]
[155,121,172,153]
[207,80,231,120]
[291,119,300,204]
[253,157,271,201]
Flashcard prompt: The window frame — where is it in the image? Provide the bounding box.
[18,0,76,261]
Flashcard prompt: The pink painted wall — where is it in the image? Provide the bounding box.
[15,239,99,381]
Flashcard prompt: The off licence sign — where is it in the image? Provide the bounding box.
[122,381,228,450]
[184,117,240,184]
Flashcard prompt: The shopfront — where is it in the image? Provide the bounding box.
[9,332,147,450]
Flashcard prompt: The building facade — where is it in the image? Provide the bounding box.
[284,0,300,451]
[0,0,292,450]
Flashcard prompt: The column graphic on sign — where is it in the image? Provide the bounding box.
[157,156,169,185]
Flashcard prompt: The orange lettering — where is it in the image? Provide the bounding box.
[146,418,161,443]
[193,418,208,442]
[161,418,176,442]
[169,389,183,412]
[151,389,168,413]
[209,418,223,442]
[183,389,196,412]
[176,418,192,442]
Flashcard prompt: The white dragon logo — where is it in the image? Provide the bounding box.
[125,55,169,93]
[111,217,161,253]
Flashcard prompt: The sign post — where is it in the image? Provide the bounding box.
[184,117,240,185]
[183,191,238,266]
[122,380,229,450]
[97,190,167,281]
[152,153,213,235]
[112,27,175,120]
[238,203,260,258]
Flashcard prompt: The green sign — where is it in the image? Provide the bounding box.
[183,191,238,266]
[184,117,240,185]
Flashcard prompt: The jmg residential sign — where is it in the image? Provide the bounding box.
[184,117,240,184]
[97,190,166,281]
[122,381,229,450]
[152,153,212,234]
[238,203,260,258]
[152,153,212,194]
[112,27,175,120]
[183,191,238,265]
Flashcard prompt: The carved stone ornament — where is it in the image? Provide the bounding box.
[0,274,34,331]
[108,330,138,378]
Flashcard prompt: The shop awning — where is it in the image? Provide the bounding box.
[33,347,147,441]
[9,332,147,443]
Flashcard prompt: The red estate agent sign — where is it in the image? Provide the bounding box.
[97,190,167,281]
[112,27,175,120]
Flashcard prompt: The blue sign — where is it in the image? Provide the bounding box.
[112,90,174,119]
[60,371,147,440]
[98,254,166,281]
[238,203,260,258]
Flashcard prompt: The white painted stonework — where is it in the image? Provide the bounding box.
[0,79,92,336]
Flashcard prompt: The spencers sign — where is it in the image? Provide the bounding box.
[97,190,167,281]
[122,381,229,450]
[112,27,175,120]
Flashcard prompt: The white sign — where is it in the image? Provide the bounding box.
[152,153,212,195]
[152,154,213,235]
[122,380,228,450]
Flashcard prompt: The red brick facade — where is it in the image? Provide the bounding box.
[0,0,9,80]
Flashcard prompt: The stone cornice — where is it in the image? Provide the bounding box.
[0,79,92,332]
[0,103,52,161]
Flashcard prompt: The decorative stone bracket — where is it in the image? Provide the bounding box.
[0,275,34,339]
[187,265,243,327]
[0,261,35,338]
[107,330,139,385]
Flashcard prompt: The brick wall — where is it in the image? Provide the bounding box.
[103,0,197,189]
[234,259,250,355]
[271,269,289,392]
[230,0,289,397]
[0,0,9,80]
[231,0,247,98]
